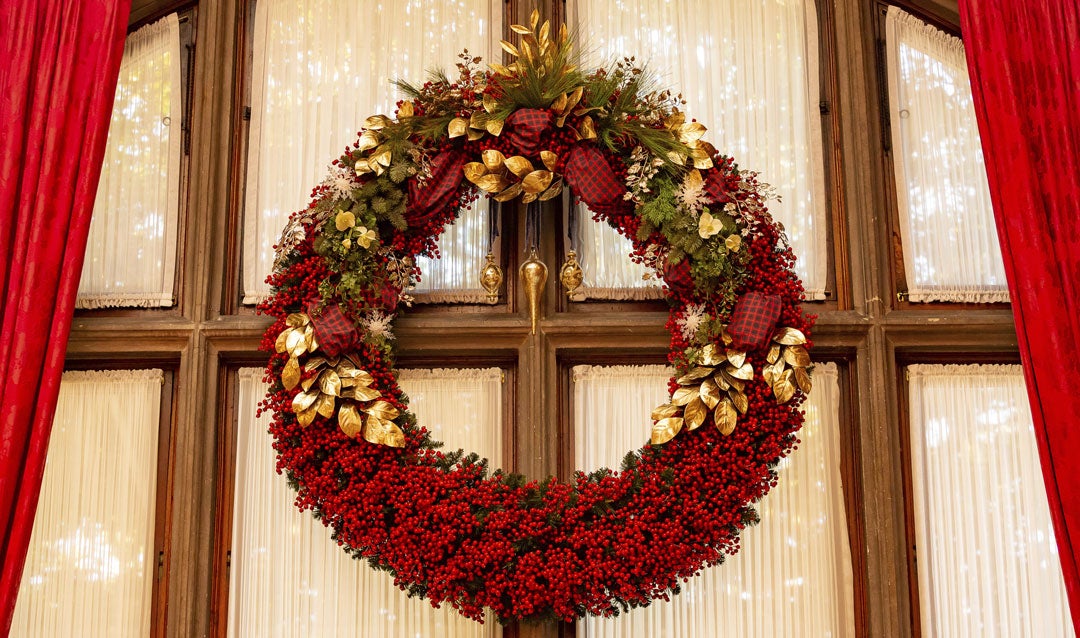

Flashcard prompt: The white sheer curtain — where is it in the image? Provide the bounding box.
[906,364,1073,637]
[885,8,1008,303]
[77,15,181,308]
[243,0,500,305]
[571,0,827,300]
[11,369,164,637]
[572,363,853,637]
[229,367,503,637]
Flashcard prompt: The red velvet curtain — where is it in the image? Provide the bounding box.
[0,0,131,632]
[959,0,1080,626]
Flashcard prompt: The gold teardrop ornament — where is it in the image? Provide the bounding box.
[519,248,548,335]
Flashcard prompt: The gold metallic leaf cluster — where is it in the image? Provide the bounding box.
[464,149,563,204]
[353,115,395,176]
[664,111,717,170]
[490,10,574,85]
[763,327,812,404]
[651,342,753,445]
[275,315,405,448]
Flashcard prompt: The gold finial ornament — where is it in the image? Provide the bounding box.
[480,252,503,304]
[559,250,584,301]
[519,247,548,335]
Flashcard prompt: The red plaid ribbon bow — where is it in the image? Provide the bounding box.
[407,149,466,227]
[505,108,553,156]
[564,142,631,216]
[728,292,782,351]
[704,169,734,205]
[306,302,359,357]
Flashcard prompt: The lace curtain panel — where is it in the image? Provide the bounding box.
[572,363,853,637]
[242,0,500,305]
[228,368,503,637]
[885,8,1008,303]
[10,370,164,637]
[76,15,181,309]
[906,364,1073,636]
[570,0,828,301]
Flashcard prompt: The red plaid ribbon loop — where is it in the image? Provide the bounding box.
[306,302,360,357]
[728,292,782,351]
[505,108,553,156]
[704,169,733,205]
[565,142,630,214]
[407,149,466,227]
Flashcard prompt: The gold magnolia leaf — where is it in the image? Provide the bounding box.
[319,369,342,397]
[763,365,775,387]
[476,174,510,193]
[580,116,597,140]
[729,389,749,415]
[651,402,680,422]
[521,192,538,204]
[667,149,689,166]
[483,93,498,113]
[354,158,371,175]
[680,121,707,143]
[538,19,550,44]
[482,149,506,172]
[364,400,400,422]
[353,385,381,402]
[715,399,738,436]
[651,417,684,445]
[720,369,746,392]
[286,313,308,328]
[275,330,289,353]
[286,329,306,357]
[282,356,301,390]
[510,24,531,35]
[774,369,796,404]
[504,156,534,178]
[773,327,808,346]
[372,150,392,168]
[550,92,568,114]
[700,343,724,366]
[691,146,714,170]
[540,150,558,171]
[338,403,362,438]
[292,389,319,414]
[485,118,504,136]
[795,367,813,394]
[297,405,317,428]
[303,324,315,351]
[315,393,336,419]
[677,366,714,385]
[494,182,524,202]
[714,372,731,391]
[684,396,708,430]
[362,416,406,448]
[448,117,468,138]
[529,8,539,29]
[358,130,380,151]
[726,350,746,368]
[463,162,488,184]
[364,114,392,130]
[767,343,781,365]
[397,101,414,118]
[305,356,328,372]
[521,170,553,194]
[729,361,754,381]
[699,377,722,409]
[500,39,520,58]
[538,179,563,201]
[672,386,697,406]
[783,344,811,368]
[685,168,704,191]
[467,127,486,141]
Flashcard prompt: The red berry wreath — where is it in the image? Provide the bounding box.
[259,13,815,624]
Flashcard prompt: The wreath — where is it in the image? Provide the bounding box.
[260,13,814,624]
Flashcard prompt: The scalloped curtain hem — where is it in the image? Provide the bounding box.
[61,369,164,383]
[76,293,174,309]
[412,289,489,304]
[579,285,665,300]
[907,287,1010,303]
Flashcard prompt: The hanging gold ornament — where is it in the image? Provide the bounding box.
[559,250,584,301]
[519,247,548,335]
[480,252,503,304]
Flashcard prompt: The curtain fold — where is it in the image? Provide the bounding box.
[570,0,827,301]
[10,369,164,637]
[0,1,131,633]
[958,0,1080,625]
[77,13,182,309]
[884,7,1007,303]
[228,368,502,636]
[242,0,500,305]
[906,365,1074,636]
[572,363,853,637]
